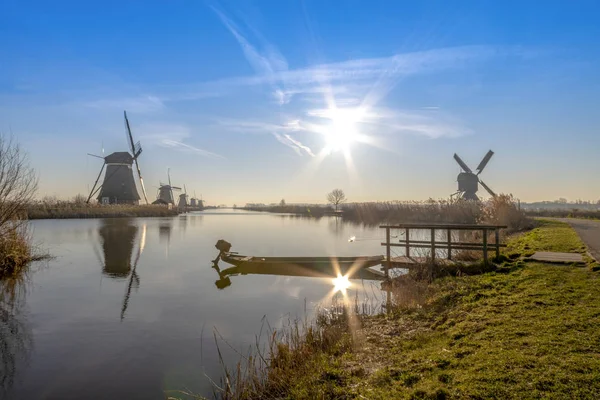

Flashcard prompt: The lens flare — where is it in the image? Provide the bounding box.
[332,273,351,294]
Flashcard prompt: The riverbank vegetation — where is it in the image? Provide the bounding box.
[0,136,44,279]
[198,219,599,399]
[245,194,533,233]
[26,196,180,219]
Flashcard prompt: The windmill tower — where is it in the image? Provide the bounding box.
[154,169,181,205]
[178,185,189,208]
[452,150,497,201]
[189,190,200,207]
[87,111,149,205]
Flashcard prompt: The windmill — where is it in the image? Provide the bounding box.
[452,150,497,201]
[86,111,149,205]
[154,168,181,205]
[178,185,189,208]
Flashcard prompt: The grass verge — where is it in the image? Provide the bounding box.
[504,219,587,257]
[196,220,600,399]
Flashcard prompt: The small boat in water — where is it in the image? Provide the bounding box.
[221,253,384,270]
[213,239,385,281]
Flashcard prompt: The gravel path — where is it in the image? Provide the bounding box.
[560,218,600,262]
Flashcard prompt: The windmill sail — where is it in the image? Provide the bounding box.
[476,150,494,175]
[478,179,497,198]
[124,111,149,205]
[453,153,473,173]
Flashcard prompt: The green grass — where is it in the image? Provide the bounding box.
[504,219,587,257]
[270,264,600,399]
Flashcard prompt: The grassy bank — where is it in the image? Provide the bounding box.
[205,220,599,399]
[26,203,180,219]
[0,225,47,281]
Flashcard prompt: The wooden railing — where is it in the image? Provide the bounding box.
[380,223,507,274]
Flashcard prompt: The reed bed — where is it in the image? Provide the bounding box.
[26,200,179,219]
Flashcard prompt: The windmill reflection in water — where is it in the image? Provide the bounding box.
[95,219,146,320]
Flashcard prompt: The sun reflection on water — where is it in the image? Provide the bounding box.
[332,273,351,295]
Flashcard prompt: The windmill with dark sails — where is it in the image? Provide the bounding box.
[452,150,497,201]
[87,111,149,205]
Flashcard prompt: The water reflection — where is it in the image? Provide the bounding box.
[0,277,32,396]
[210,251,385,291]
[159,221,172,244]
[96,219,147,320]
[98,219,138,278]
[120,224,146,321]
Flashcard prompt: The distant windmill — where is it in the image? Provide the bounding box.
[190,190,198,207]
[154,168,181,205]
[452,150,497,201]
[178,185,189,208]
[87,111,149,205]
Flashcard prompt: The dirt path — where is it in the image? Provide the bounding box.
[560,218,600,262]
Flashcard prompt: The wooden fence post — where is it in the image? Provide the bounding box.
[447,228,452,260]
[482,228,488,266]
[495,228,500,259]
[405,228,410,258]
[431,228,436,262]
[385,226,391,278]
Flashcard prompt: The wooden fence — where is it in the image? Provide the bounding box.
[380,223,508,275]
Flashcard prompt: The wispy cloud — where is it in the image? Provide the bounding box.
[214,117,314,156]
[160,139,224,159]
[83,95,165,113]
[272,133,315,157]
[210,6,289,104]
[139,123,224,159]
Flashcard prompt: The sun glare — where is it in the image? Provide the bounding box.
[323,109,359,153]
[332,273,351,294]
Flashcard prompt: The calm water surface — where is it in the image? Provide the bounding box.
[4,209,388,400]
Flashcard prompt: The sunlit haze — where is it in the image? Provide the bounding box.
[2,1,599,205]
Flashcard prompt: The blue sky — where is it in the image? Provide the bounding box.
[2,0,599,204]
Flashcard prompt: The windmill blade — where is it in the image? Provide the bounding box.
[124,110,137,156]
[171,186,182,191]
[87,153,105,159]
[124,111,148,204]
[168,168,172,187]
[133,156,149,205]
[478,179,497,198]
[87,162,106,203]
[476,150,494,175]
[453,153,473,174]
[184,184,187,195]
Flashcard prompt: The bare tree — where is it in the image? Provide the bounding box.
[0,136,37,236]
[327,189,347,211]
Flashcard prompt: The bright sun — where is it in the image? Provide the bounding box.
[323,109,359,153]
[332,273,351,294]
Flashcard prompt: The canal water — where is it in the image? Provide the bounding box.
[2,209,390,400]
